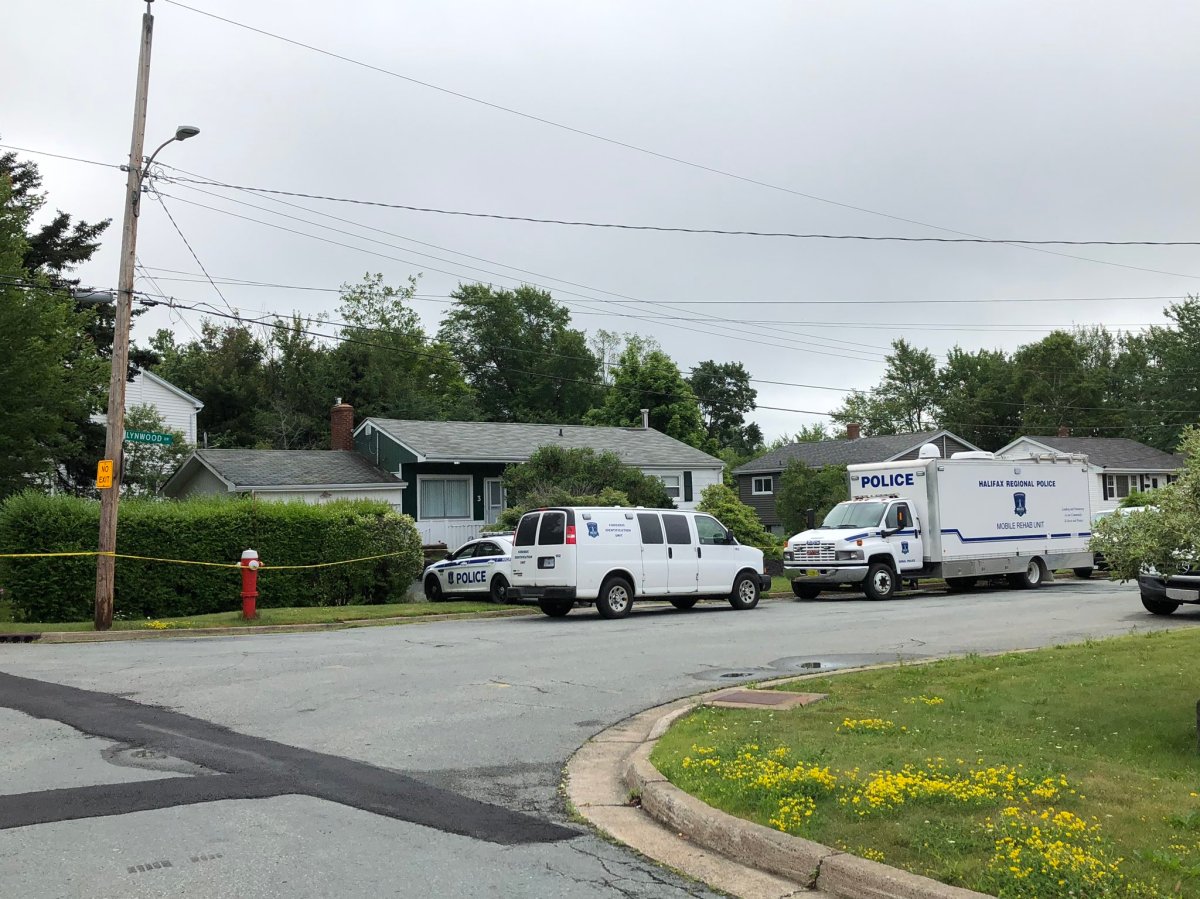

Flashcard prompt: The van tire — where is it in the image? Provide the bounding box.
[792,583,821,600]
[538,599,572,617]
[424,575,444,602]
[1007,558,1047,589]
[596,577,634,619]
[489,574,509,603]
[729,572,760,610]
[864,563,896,601]
[670,598,698,610]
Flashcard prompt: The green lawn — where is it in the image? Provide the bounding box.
[0,598,523,633]
[653,629,1200,898]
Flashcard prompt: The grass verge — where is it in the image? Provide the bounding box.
[0,597,523,632]
[652,629,1200,898]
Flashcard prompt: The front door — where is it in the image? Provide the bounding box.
[484,479,505,525]
[694,514,741,592]
[885,502,923,571]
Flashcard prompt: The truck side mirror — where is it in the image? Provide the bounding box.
[805,508,816,529]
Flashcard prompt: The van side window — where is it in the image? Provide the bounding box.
[538,512,566,545]
[515,514,539,546]
[637,513,664,544]
[695,515,729,545]
[662,514,692,545]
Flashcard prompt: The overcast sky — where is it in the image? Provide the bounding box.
[6,1,1199,439]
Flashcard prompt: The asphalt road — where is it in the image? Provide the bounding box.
[1,579,1193,898]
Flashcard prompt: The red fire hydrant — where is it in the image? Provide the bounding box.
[240,549,261,619]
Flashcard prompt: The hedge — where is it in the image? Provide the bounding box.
[0,492,424,622]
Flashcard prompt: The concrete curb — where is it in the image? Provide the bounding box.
[565,665,993,899]
[0,607,538,644]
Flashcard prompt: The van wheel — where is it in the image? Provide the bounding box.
[729,573,760,610]
[792,583,821,600]
[538,599,572,617]
[489,574,510,603]
[1141,593,1179,616]
[424,575,444,602]
[670,598,698,610]
[1073,567,1094,580]
[864,563,896,601]
[597,577,634,619]
[1007,558,1047,589]
[945,576,977,593]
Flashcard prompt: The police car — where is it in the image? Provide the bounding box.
[423,536,514,603]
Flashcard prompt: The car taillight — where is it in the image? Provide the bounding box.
[566,525,577,545]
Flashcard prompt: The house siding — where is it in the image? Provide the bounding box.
[737,473,781,529]
[114,371,200,444]
[171,464,229,498]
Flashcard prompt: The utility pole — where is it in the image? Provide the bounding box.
[94,1,156,630]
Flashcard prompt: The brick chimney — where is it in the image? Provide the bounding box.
[846,422,861,441]
[1057,425,1071,438]
[331,398,354,451]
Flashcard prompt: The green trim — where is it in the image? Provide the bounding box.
[683,470,693,503]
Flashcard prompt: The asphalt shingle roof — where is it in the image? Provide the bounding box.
[192,450,400,487]
[1016,437,1182,471]
[733,431,949,475]
[365,419,723,468]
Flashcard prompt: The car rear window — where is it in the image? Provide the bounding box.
[538,512,566,545]
[515,514,539,546]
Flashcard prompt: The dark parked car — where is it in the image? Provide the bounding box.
[1137,570,1200,616]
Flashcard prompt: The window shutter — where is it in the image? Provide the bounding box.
[683,471,693,502]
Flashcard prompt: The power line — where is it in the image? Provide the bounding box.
[136,268,1189,307]
[148,190,238,318]
[154,2,1200,283]
[156,172,1200,246]
[0,143,122,170]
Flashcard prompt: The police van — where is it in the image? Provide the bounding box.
[506,507,770,619]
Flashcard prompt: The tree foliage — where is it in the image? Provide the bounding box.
[501,445,675,511]
[776,462,848,536]
[688,360,762,452]
[696,483,781,557]
[121,405,190,496]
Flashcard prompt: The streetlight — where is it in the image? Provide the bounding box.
[94,2,200,630]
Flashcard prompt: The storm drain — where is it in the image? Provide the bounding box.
[769,653,929,673]
[691,668,775,683]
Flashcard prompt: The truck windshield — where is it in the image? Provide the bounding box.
[820,502,886,529]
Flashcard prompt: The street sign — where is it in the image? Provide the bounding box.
[124,429,174,446]
[97,460,114,490]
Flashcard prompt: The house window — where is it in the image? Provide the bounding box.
[1103,474,1132,501]
[657,475,681,499]
[752,476,773,495]
[419,477,472,519]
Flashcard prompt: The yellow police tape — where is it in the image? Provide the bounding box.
[0,550,410,570]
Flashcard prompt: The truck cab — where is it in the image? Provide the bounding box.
[784,496,924,601]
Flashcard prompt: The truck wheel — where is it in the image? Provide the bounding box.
[596,577,634,619]
[1073,567,1094,580]
[489,574,510,603]
[729,572,760,610]
[1007,558,1047,589]
[424,575,444,602]
[864,563,896,601]
[792,583,821,600]
[538,599,572,617]
[946,576,977,593]
[1141,593,1179,616]
[670,597,698,610]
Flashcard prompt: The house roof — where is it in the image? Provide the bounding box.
[139,368,204,411]
[1001,436,1182,471]
[164,449,403,494]
[360,418,724,468]
[733,429,974,475]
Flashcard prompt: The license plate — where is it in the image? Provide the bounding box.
[805,569,819,577]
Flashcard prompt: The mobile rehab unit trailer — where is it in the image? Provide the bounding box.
[783,446,1093,600]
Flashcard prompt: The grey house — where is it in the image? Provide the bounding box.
[733,427,981,534]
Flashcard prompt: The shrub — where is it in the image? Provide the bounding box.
[0,492,423,622]
[503,445,674,510]
[696,483,782,559]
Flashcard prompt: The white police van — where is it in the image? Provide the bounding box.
[506,507,770,619]
[423,535,514,603]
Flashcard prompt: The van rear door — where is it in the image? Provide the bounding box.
[509,511,541,589]
[530,509,575,588]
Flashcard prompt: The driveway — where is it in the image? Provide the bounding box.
[0,579,1188,897]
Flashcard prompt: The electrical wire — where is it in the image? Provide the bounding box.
[0,143,122,169]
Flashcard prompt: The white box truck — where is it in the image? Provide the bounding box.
[783,447,1093,600]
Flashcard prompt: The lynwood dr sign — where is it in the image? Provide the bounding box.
[124,429,174,446]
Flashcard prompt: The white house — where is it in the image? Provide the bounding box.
[96,369,204,444]
[996,435,1182,515]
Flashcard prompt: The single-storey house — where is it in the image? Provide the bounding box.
[996,434,1181,514]
[733,425,981,534]
[164,402,725,546]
